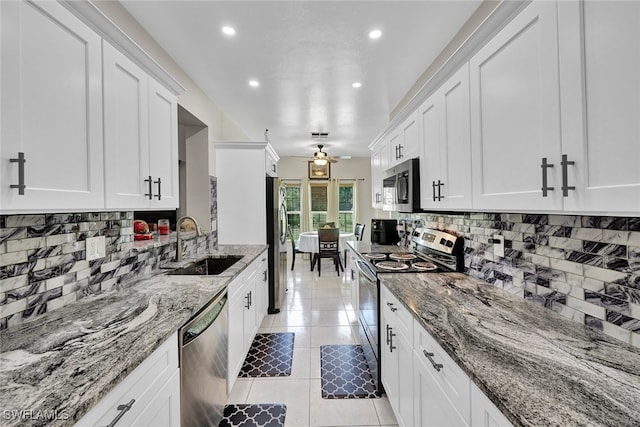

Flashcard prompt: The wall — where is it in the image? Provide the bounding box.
[396,211,640,348]
[91,0,248,176]
[0,179,219,330]
[277,157,379,243]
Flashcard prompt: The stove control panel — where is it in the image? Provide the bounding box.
[411,227,461,255]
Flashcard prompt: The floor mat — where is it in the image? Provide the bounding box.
[320,344,378,399]
[219,404,287,427]
[239,332,295,377]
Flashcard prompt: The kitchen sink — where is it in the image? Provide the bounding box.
[167,255,243,276]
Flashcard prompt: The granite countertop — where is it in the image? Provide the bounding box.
[380,272,640,427]
[0,244,267,427]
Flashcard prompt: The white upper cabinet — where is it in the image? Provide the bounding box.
[389,112,420,168]
[147,78,179,209]
[1,0,104,211]
[470,0,562,212]
[371,139,389,209]
[103,42,150,209]
[104,42,178,210]
[558,0,640,214]
[420,64,472,211]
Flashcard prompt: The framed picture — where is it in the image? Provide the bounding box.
[308,161,331,180]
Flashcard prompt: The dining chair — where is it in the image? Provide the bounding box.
[312,227,343,277]
[344,223,366,268]
[287,225,307,271]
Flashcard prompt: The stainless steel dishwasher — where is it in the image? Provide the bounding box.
[179,290,228,427]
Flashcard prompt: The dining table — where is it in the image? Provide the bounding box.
[296,231,355,253]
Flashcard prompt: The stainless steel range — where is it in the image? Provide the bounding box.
[355,227,464,395]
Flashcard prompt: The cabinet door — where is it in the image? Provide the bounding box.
[419,93,442,210]
[400,112,419,161]
[471,382,513,427]
[254,258,268,328]
[1,0,104,211]
[228,292,246,393]
[103,42,150,209]
[470,0,562,212]
[148,78,179,208]
[413,348,469,427]
[559,1,640,213]
[130,369,181,427]
[439,64,472,210]
[380,314,398,414]
[371,148,383,208]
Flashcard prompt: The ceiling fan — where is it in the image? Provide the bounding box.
[311,144,339,165]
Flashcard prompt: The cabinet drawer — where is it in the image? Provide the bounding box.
[413,323,470,425]
[78,333,178,426]
[381,285,413,338]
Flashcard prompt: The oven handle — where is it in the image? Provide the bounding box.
[356,259,377,283]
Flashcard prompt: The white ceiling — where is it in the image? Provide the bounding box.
[120,1,482,158]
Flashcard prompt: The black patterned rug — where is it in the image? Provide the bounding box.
[239,333,295,377]
[218,404,286,427]
[320,344,378,399]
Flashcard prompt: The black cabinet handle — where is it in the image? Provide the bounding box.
[432,181,437,202]
[263,270,267,282]
[423,350,443,372]
[385,324,392,345]
[436,180,444,201]
[144,176,153,200]
[272,164,277,173]
[389,330,397,352]
[106,399,135,427]
[398,144,404,159]
[9,152,26,195]
[154,177,162,200]
[541,157,554,197]
[561,154,575,197]
[249,290,252,307]
[245,292,251,309]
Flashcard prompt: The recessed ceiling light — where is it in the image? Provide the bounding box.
[369,29,382,39]
[352,82,362,88]
[248,80,260,88]
[222,26,236,36]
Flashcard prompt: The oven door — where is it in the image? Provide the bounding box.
[356,259,382,394]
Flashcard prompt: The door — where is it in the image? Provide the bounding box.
[419,92,441,210]
[148,78,179,208]
[559,0,640,213]
[1,0,104,211]
[470,0,562,211]
[103,41,150,209]
[439,64,472,210]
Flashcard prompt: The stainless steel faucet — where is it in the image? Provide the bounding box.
[176,216,202,261]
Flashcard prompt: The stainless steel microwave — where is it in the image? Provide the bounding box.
[382,158,420,212]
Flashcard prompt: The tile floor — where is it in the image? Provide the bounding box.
[227,255,399,427]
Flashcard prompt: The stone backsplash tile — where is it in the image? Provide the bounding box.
[396,211,640,349]
[0,177,219,329]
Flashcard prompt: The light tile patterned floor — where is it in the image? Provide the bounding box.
[227,254,399,427]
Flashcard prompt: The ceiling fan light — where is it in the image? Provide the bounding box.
[313,158,328,166]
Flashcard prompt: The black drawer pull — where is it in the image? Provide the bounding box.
[154,177,162,200]
[105,399,135,427]
[423,350,443,372]
[561,154,575,197]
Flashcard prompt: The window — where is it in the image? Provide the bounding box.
[285,185,301,240]
[311,184,327,229]
[338,184,354,233]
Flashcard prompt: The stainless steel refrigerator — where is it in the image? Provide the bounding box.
[266,176,287,313]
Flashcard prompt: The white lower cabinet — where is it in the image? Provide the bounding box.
[471,382,513,427]
[380,287,413,427]
[413,324,471,427]
[380,283,512,427]
[77,332,180,427]
[227,251,268,393]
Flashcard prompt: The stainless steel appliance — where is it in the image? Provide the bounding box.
[370,219,400,245]
[266,177,286,313]
[180,290,228,427]
[382,158,420,212]
[356,227,464,394]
